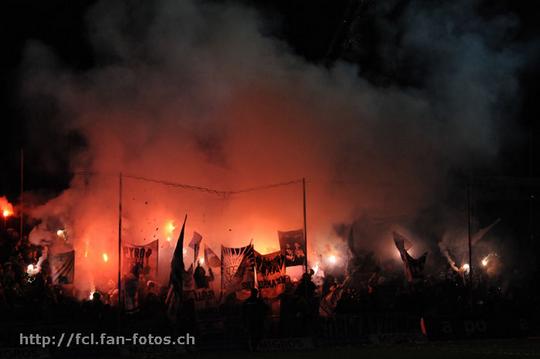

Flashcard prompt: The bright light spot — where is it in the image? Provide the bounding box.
[2,209,10,218]
[199,257,205,265]
[166,221,175,233]
[312,263,320,276]
[166,236,172,242]
[328,255,337,265]
[182,248,187,256]
[481,258,488,267]
[26,264,40,276]
[102,253,109,263]
[461,263,470,273]
[89,290,95,300]
[56,229,67,240]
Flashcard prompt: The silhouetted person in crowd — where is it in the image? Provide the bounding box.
[193,261,208,289]
[242,288,268,351]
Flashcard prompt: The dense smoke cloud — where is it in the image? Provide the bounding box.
[21,0,524,289]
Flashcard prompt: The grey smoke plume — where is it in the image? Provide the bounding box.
[20,0,526,288]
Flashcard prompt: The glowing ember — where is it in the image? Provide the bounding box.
[2,209,10,218]
[461,263,470,273]
[481,253,497,268]
[102,253,109,263]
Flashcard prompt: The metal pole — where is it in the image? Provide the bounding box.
[303,178,308,273]
[467,182,473,283]
[20,149,24,243]
[118,173,123,309]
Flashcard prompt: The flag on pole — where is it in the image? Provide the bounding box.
[319,275,352,317]
[49,250,75,284]
[393,232,428,282]
[204,244,221,268]
[189,231,203,263]
[166,215,187,320]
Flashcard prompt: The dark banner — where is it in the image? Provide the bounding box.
[255,251,286,298]
[278,229,305,267]
[186,288,217,310]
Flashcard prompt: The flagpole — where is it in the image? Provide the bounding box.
[118,172,123,309]
[302,178,308,273]
[19,148,24,244]
[467,181,472,283]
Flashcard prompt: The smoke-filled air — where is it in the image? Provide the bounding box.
[21,0,522,293]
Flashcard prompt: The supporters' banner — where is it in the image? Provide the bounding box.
[278,229,306,267]
[189,231,203,261]
[221,244,255,298]
[123,240,159,279]
[255,251,286,298]
[49,250,75,284]
[204,244,221,268]
[393,232,427,282]
[187,288,217,310]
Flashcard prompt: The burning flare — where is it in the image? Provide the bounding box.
[26,264,40,276]
[327,255,337,265]
[1,196,14,218]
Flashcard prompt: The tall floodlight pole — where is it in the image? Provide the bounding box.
[20,149,24,243]
[303,178,308,273]
[467,182,473,284]
[118,173,123,309]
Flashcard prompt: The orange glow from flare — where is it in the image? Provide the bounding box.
[1,197,14,218]
[102,253,109,263]
[481,258,488,267]
[165,220,176,242]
